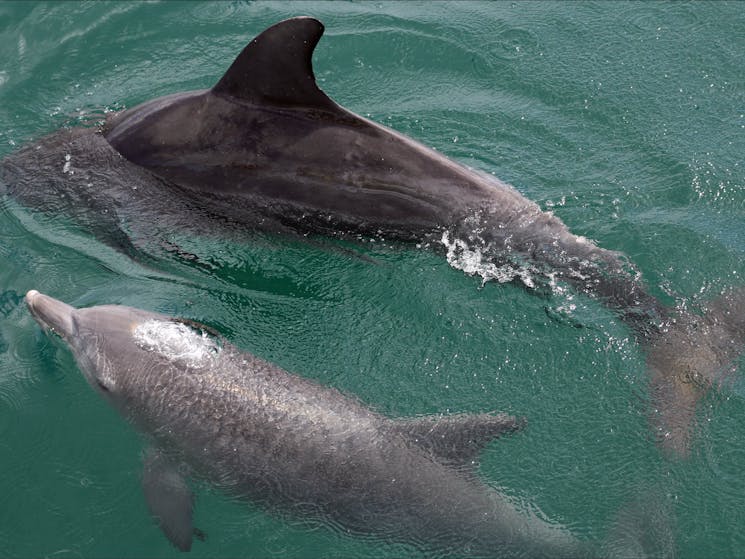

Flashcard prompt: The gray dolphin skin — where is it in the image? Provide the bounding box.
[3,17,744,456]
[25,289,587,557]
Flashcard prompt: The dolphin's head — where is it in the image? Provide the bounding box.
[27,290,224,440]
[25,290,183,401]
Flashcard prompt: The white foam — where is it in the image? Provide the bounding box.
[133,320,220,367]
[441,231,535,288]
[62,153,73,174]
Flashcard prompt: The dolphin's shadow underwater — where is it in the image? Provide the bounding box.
[2,17,743,457]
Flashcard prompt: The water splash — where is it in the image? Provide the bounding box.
[440,230,536,288]
[62,153,73,174]
[133,320,220,367]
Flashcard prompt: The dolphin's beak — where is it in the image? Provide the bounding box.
[26,290,76,339]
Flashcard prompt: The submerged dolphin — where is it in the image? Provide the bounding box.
[3,18,744,456]
[25,289,586,557]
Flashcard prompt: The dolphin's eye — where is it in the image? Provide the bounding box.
[96,378,110,392]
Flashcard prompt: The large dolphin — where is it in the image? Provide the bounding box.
[25,289,587,557]
[3,18,744,456]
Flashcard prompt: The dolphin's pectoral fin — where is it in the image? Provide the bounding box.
[212,17,340,113]
[142,448,195,552]
[391,412,526,466]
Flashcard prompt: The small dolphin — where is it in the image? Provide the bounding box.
[25,289,586,557]
[4,18,744,456]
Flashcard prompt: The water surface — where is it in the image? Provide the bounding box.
[1,2,744,557]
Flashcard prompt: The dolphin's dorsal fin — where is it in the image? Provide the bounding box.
[391,412,526,467]
[212,16,339,111]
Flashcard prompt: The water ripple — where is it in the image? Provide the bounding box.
[1,2,744,557]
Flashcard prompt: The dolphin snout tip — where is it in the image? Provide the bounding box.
[25,290,76,337]
[25,289,42,312]
[25,289,40,302]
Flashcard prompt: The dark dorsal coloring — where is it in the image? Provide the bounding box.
[212,16,340,112]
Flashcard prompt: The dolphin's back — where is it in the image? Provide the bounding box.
[103,89,502,236]
[123,326,580,557]
[102,16,506,237]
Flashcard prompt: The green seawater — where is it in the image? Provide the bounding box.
[0,1,743,557]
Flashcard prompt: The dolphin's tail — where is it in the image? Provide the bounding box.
[442,211,744,457]
[646,287,745,458]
